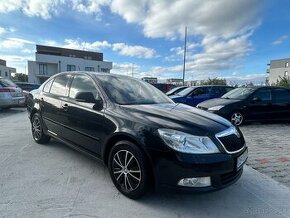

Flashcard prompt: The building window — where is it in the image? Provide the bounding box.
[67,65,76,71]
[39,64,48,75]
[286,62,289,68]
[0,70,1,76]
[285,71,289,76]
[85,67,94,71]
[101,68,108,73]
[5,71,8,77]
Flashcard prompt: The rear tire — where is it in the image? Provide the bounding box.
[31,113,50,144]
[108,140,149,199]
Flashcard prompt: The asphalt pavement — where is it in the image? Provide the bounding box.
[1,110,290,218]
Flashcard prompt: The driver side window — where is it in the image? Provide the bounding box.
[191,87,207,97]
[252,89,271,101]
[69,75,100,100]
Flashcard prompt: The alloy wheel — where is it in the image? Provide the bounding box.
[32,116,42,140]
[112,150,142,192]
[231,112,243,126]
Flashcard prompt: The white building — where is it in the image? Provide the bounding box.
[141,77,158,84]
[28,45,113,84]
[267,58,290,85]
[0,59,16,79]
[167,78,183,85]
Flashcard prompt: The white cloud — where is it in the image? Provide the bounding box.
[0,37,35,49]
[72,0,109,17]
[59,39,157,59]
[110,0,147,23]
[63,39,111,51]
[0,0,66,19]
[0,26,16,35]
[111,43,156,58]
[109,0,261,39]
[273,35,288,45]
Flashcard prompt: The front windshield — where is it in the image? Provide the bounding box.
[221,87,255,100]
[96,75,173,105]
[177,87,194,96]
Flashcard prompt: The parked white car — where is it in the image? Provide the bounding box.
[0,77,25,109]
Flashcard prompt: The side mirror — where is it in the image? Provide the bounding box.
[93,99,103,111]
[75,92,96,103]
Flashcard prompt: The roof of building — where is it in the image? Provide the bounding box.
[36,45,103,61]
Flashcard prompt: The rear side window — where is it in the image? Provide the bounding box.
[0,78,17,87]
[69,75,100,99]
[272,89,290,102]
[252,89,271,101]
[43,79,53,93]
[211,87,226,95]
[50,74,70,96]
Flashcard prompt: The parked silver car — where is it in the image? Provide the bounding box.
[0,77,25,109]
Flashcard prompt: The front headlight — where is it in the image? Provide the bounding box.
[158,129,220,154]
[208,105,224,111]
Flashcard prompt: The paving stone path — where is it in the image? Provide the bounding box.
[240,123,290,188]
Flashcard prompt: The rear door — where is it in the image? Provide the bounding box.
[40,74,71,136]
[271,88,290,120]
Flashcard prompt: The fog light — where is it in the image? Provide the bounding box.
[177,177,211,187]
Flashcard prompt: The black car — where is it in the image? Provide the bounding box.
[27,72,248,199]
[197,86,290,126]
[166,86,188,96]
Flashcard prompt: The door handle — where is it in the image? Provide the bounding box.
[62,104,69,111]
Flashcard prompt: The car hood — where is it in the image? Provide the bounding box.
[118,103,232,136]
[198,98,242,109]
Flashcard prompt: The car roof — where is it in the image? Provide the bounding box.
[189,85,232,88]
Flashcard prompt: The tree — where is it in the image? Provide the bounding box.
[12,73,28,82]
[275,76,290,88]
[200,77,227,85]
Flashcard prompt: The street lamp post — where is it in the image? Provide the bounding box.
[182,26,187,86]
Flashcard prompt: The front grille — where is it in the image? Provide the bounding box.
[216,127,245,153]
[220,169,242,186]
[218,134,245,152]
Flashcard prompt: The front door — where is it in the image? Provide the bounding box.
[60,74,106,155]
[186,87,209,106]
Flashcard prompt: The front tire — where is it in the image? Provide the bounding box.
[230,111,244,126]
[31,113,50,144]
[108,141,149,199]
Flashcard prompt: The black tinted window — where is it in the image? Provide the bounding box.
[50,74,69,96]
[69,75,99,99]
[192,87,208,96]
[272,89,290,102]
[252,89,271,101]
[43,79,53,93]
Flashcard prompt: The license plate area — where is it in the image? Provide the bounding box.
[237,149,248,170]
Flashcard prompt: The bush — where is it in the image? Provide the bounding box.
[275,76,290,88]
[200,77,227,85]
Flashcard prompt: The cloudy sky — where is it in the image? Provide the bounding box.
[0,0,289,84]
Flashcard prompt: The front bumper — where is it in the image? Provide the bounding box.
[152,147,247,192]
